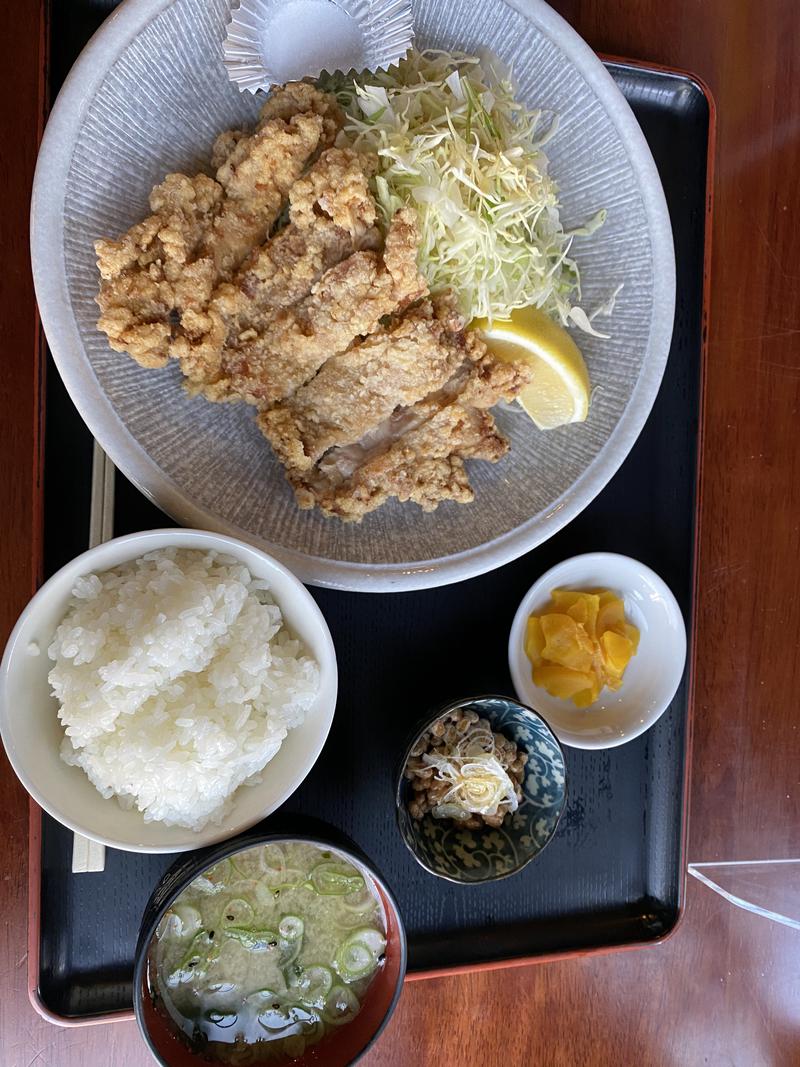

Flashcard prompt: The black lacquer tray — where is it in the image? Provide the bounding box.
[30,0,712,1024]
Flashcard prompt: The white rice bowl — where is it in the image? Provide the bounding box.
[48,548,320,831]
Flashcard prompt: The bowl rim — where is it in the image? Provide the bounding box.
[29,0,676,593]
[507,551,688,750]
[0,527,338,853]
[132,830,408,1067]
[393,694,568,885]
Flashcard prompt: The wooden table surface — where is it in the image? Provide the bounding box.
[2,1,799,1064]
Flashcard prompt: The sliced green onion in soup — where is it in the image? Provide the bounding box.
[229,855,257,884]
[168,931,216,985]
[199,859,232,891]
[223,927,278,951]
[337,885,379,928]
[272,916,303,969]
[333,927,386,982]
[255,870,308,905]
[288,964,334,1009]
[257,844,287,876]
[157,903,202,942]
[339,884,376,910]
[323,985,360,1026]
[278,916,304,941]
[220,898,255,927]
[309,863,365,895]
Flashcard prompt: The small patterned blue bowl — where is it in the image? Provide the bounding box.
[395,696,568,884]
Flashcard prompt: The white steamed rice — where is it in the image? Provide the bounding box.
[48,548,320,831]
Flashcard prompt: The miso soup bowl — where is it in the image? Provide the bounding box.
[133,823,407,1067]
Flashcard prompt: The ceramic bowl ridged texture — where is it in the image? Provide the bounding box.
[395,696,567,883]
[31,0,675,591]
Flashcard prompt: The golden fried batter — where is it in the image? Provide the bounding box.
[95,173,222,367]
[257,299,468,471]
[200,208,426,406]
[290,333,532,521]
[94,83,531,522]
[172,147,382,388]
[95,84,340,369]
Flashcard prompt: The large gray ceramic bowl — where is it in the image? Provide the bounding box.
[31,0,674,592]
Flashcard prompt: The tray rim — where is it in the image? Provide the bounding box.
[26,54,716,1027]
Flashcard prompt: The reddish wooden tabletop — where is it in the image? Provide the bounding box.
[2,1,799,1065]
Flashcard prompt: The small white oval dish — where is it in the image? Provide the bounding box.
[508,552,687,750]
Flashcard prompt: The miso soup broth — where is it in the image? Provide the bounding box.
[149,842,387,1063]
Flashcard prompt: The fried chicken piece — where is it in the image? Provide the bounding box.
[292,404,508,519]
[290,335,532,521]
[95,83,340,369]
[173,147,382,386]
[237,147,380,308]
[200,208,426,406]
[95,173,223,367]
[209,109,328,274]
[257,81,344,141]
[258,299,468,471]
[288,146,378,232]
[209,83,342,171]
[210,129,246,170]
[95,82,528,524]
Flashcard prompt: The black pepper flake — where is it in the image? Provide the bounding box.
[226,914,234,921]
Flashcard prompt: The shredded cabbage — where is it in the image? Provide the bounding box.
[320,49,605,324]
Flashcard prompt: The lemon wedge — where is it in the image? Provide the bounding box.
[474,307,591,430]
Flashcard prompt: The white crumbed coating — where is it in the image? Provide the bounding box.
[94,84,531,521]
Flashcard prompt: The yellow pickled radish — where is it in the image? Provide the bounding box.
[540,614,594,673]
[525,588,639,707]
[533,665,598,701]
[565,592,600,639]
[596,590,625,634]
[600,630,634,676]
[525,616,546,666]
